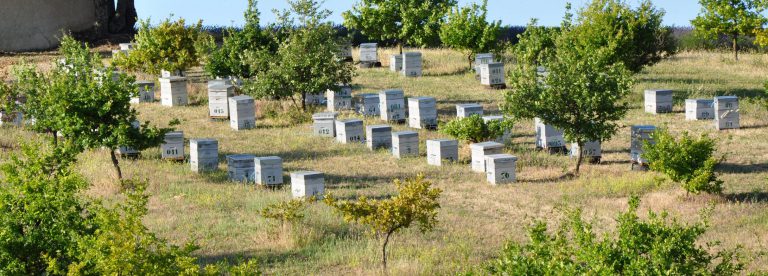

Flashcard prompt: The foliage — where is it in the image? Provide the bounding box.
[260,198,311,228]
[325,174,442,269]
[343,0,458,52]
[642,129,723,194]
[692,0,767,60]
[439,0,502,69]
[486,196,745,275]
[440,114,513,143]
[243,0,355,111]
[113,17,204,75]
[514,19,560,66]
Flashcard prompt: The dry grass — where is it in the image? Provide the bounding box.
[1,48,767,274]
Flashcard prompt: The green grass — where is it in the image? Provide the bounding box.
[1,48,767,274]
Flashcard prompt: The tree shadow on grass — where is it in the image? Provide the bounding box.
[423,68,470,77]
[724,191,768,203]
[519,173,575,184]
[716,162,768,174]
[739,123,768,130]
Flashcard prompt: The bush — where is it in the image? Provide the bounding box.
[486,196,745,275]
[113,17,203,75]
[440,114,513,143]
[642,129,723,194]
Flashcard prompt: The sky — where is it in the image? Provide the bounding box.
[135,0,702,27]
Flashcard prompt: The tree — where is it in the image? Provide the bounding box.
[325,174,441,270]
[642,129,724,195]
[514,19,561,67]
[486,196,745,274]
[439,0,502,69]
[343,0,458,54]
[243,0,355,111]
[692,0,767,61]
[113,17,203,75]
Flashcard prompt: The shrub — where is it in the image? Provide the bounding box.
[260,198,310,229]
[113,17,203,75]
[486,196,745,275]
[642,129,723,194]
[441,114,513,143]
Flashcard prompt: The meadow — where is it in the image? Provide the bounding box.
[1,47,767,274]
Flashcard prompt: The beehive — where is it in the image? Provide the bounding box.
[255,156,283,186]
[685,99,714,120]
[485,154,518,185]
[570,141,602,162]
[0,111,23,127]
[427,139,459,166]
[305,92,326,106]
[326,85,352,112]
[630,125,656,165]
[335,119,364,144]
[714,96,739,130]
[390,54,403,72]
[534,118,565,150]
[339,44,353,61]
[161,131,185,161]
[359,43,378,63]
[116,121,141,157]
[408,97,437,129]
[366,125,392,150]
[392,131,419,159]
[480,62,506,87]
[161,69,184,78]
[379,89,406,123]
[456,104,483,118]
[474,53,494,73]
[159,76,188,107]
[402,52,422,77]
[470,142,505,173]
[119,43,135,51]
[208,83,235,119]
[354,93,380,116]
[644,89,673,114]
[229,95,256,130]
[227,154,255,182]
[313,112,338,137]
[131,81,155,103]
[190,139,219,173]
[482,115,512,143]
[291,171,324,199]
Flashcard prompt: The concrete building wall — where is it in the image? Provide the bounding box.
[0,0,100,52]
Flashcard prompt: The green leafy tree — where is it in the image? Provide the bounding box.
[343,0,458,54]
[440,114,513,143]
[325,174,441,270]
[260,198,310,230]
[439,0,501,69]
[486,196,745,274]
[642,129,723,194]
[244,0,355,111]
[114,17,204,75]
[692,0,767,61]
[514,19,561,67]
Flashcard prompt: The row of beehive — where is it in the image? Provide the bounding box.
[645,90,740,130]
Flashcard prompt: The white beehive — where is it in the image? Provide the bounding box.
[208,83,235,119]
[305,92,326,106]
[359,43,378,63]
[714,96,739,130]
[335,119,364,144]
[229,95,256,130]
[685,99,714,121]
[392,131,419,159]
[227,154,255,182]
[255,156,283,186]
[159,76,188,107]
[470,142,505,173]
[402,52,422,77]
[116,121,141,157]
[131,81,155,103]
[313,112,338,137]
[0,111,23,127]
[534,118,565,149]
[190,139,218,173]
[630,125,656,164]
[474,53,494,72]
[485,154,518,185]
[456,104,483,118]
[161,69,184,78]
[379,89,406,123]
[366,125,392,150]
[427,139,459,166]
[119,43,135,51]
[570,141,602,159]
[480,62,506,87]
[339,44,353,61]
[390,54,403,72]
[482,115,512,143]
[408,97,437,129]
[208,78,233,87]
[355,93,380,116]
[326,85,352,112]
[291,171,324,199]
[161,131,185,160]
[644,89,673,114]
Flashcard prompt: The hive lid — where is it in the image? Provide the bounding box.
[165,131,183,137]
[135,80,154,86]
[313,112,339,120]
[230,95,254,101]
[403,52,422,57]
[208,83,234,91]
[457,103,482,108]
[338,119,364,124]
[191,138,217,144]
[645,89,673,94]
[485,154,518,161]
[471,142,504,150]
[476,53,494,59]
[367,125,392,131]
[393,131,418,137]
[227,154,255,161]
[686,98,714,104]
[380,89,404,96]
[291,171,324,179]
[360,43,377,48]
[162,76,186,82]
[408,96,435,103]
[714,96,738,101]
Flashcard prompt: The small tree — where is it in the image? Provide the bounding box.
[440,114,513,143]
[514,19,561,67]
[113,17,203,75]
[325,174,441,270]
[260,198,310,231]
[439,0,501,70]
[343,0,458,54]
[642,129,723,195]
[692,0,767,61]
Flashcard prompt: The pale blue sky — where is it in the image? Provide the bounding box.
[136,0,701,27]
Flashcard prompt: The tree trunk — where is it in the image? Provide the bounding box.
[382,229,396,271]
[50,130,58,148]
[110,149,123,180]
[575,141,584,174]
[398,42,403,55]
[468,53,474,71]
[109,0,138,34]
[733,34,739,61]
[301,92,307,111]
